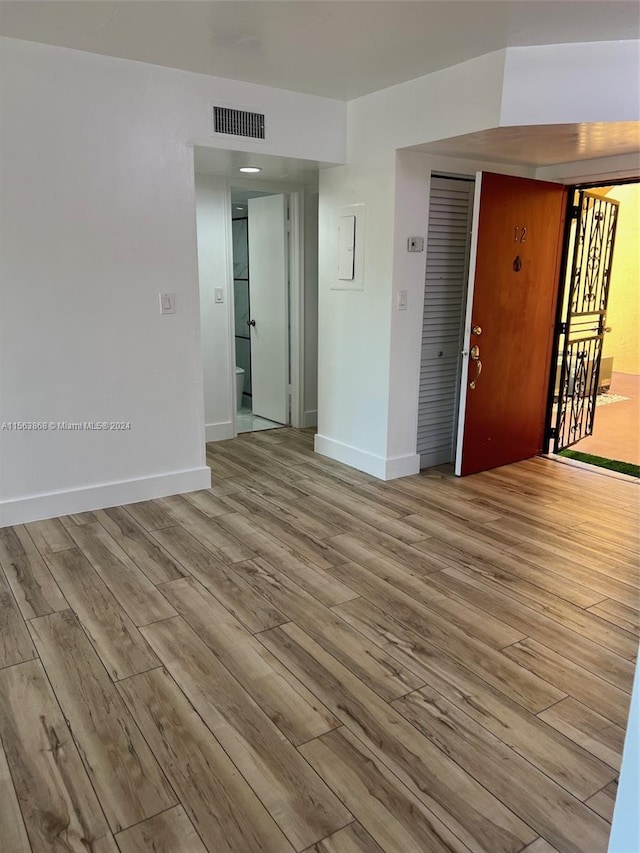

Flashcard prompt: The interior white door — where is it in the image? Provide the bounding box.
[247,194,289,424]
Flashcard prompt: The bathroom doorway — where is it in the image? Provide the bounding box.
[232,190,291,433]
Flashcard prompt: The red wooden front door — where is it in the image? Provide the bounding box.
[456,173,566,476]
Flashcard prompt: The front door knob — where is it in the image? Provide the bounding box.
[469,345,482,390]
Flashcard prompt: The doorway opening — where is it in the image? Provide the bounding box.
[194,153,317,448]
[546,181,639,469]
[231,190,291,434]
[418,171,567,476]
[418,171,639,478]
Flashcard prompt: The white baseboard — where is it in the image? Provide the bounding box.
[205,420,235,442]
[0,466,211,527]
[314,434,420,480]
[303,409,318,428]
[314,434,385,477]
[384,452,421,479]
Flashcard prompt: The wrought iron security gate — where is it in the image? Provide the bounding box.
[548,189,619,452]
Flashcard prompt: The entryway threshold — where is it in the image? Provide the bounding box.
[542,453,640,484]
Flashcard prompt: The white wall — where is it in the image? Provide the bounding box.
[0,36,346,524]
[316,152,397,475]
[501,41,640,127]
[346,49,506,156]
[316,41,640,479]
[316,50,509,477]
[195,176,234,442]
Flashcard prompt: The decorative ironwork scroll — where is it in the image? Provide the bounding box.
[549,189,619,453]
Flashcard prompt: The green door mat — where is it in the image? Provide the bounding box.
[559,449,640,478]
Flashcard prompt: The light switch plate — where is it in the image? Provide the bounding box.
[214,288,224,303]
[160,293,176,314]
[398,290,408,310]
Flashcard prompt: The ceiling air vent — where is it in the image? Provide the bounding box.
[213,106,265,139]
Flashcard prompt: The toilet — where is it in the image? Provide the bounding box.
[235,366,245,412]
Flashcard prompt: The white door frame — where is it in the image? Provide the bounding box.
[225,179,306,433]
[454,173,483,475]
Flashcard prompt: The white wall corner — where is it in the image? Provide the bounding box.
[0,467,211,527]
[205,421,235,442]
[346,48,506,156]
[314,433,387,479]
[383,453,421,480]
[314,433,419,481]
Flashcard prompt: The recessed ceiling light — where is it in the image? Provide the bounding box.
[239,166,261,173]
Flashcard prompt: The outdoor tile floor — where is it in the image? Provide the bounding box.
[572,372,639,465]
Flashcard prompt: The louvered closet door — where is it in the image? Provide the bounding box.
[417,177,474,468]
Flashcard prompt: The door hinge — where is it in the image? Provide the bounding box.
[570,205,580,219]
[546,426,557,440]
[557,322,567,335]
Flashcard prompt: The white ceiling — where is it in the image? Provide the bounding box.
[1,1,638,100]
[412,122,640,166]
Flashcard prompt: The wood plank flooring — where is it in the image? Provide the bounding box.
[0,428,637,853]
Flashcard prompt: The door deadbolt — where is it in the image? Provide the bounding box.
[472,325,482,336]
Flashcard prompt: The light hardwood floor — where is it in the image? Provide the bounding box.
[0,428,638,853]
